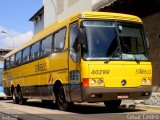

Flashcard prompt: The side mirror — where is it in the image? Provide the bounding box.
[145,35,150,49]
[77,28,86,44]
[77,27,87,54]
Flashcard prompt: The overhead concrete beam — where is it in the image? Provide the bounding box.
[92,0,117,11]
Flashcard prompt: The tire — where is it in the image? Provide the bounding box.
[56,86,72,111]
[12,90,19,104]
[104,100,121,111]
[18,91,27,105]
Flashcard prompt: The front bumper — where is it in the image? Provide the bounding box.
[82,86,152,102]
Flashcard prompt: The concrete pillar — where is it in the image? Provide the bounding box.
[142,12,160,91]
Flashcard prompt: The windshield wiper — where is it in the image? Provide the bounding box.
[119,33,141,64]
[104,47,120,64]
[132,54,140,64]
[123,43,140,64]
[122,43,140,64]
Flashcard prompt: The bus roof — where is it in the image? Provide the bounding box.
[4,11,142,58]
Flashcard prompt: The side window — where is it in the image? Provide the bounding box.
[10,55,15,67]
[15,51,22,66]
[22,47,30,63]
[54,28,66,52]
[41,35,52,56]
[5,57,10,70]
[31,42,40,60]
[69,23,79,62]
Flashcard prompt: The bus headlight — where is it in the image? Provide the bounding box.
[141,78,151,85]
[142,79,146,85]
[90,79,96,85]
[97,79,103,85]
[146,78,151,84]
[89,79,104,86]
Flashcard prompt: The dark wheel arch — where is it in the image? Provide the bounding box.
[11,85,15,95]
[53,81,74,111]
[53,80,62,99]
[16,84,27,105]
[104,100,121,112]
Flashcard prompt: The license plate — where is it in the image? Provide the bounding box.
[117,94,129,99]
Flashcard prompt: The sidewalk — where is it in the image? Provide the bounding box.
[120,100,160,111]
[136,104,160,111]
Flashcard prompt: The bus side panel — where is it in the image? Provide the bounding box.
[10,51,69,100]
[3,70,12,96]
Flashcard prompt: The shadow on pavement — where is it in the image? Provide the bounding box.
[5,100,146,114]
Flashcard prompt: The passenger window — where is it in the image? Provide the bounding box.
[15,51,22,65]
[5,57,10,69]
[41,35,52,56]
[22,47,30,62]
[69,23,79,62]
[10,55,15,67]
[31,42,40,60]
[54,28,66,52]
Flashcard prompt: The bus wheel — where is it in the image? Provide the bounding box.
[57,86,70,111]
[104,100,121,111]
[18,91,27,105]
[12,90,19,104]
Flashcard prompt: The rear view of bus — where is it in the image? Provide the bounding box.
[75,12,152,110]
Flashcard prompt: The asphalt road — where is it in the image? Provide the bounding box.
[0,100,160,120]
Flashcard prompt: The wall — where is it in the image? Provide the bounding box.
[34,13,44,34]
[43,0,57,28]
[43,0,92,28]
[57,0,92,20]
[92,0,117,11]
[42,0,117,29]
[142,12,160,91]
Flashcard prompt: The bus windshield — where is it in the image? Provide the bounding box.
[82,20,148,61]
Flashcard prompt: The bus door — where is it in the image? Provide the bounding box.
[68,23,82,102]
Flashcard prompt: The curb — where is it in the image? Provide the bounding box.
[136,105,160,111]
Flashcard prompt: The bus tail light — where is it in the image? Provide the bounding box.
[83,78,89,87]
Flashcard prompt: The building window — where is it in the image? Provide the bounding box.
[35,17,38,24]
[54,28,66,52]
[41,35,52,56]
[39,14,42,21]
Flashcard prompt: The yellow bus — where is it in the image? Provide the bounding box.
[3,12,152,111]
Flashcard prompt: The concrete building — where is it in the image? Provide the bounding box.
[29,0,92,34]
[29,0,116,34]
[29,7,44,34]
[43,0,93,27]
